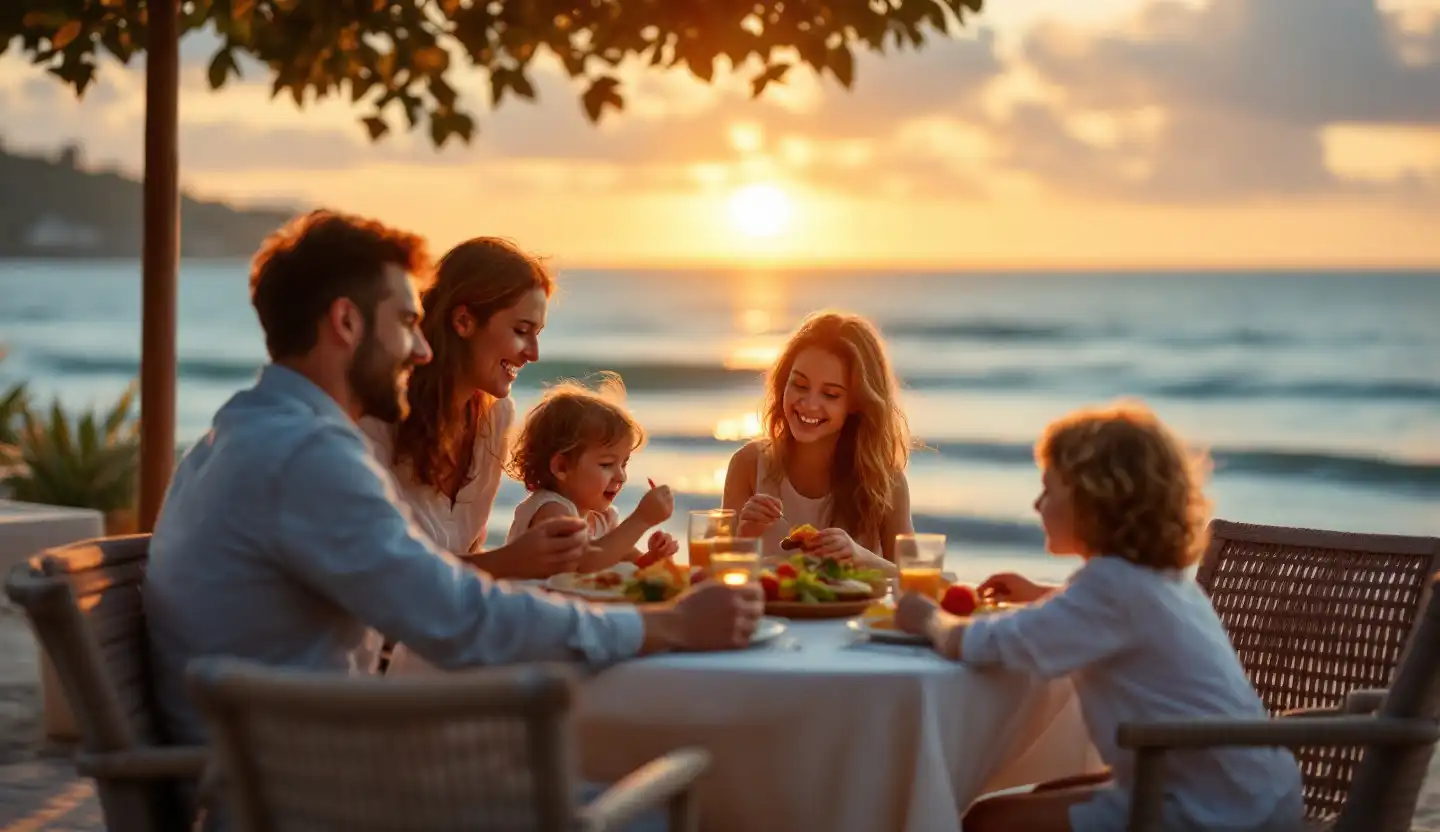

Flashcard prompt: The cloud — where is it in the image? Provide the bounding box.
[0,29,1000,200]
[4,1,1439,208]
[1024,0,1440,126]
[983,0,1440,202]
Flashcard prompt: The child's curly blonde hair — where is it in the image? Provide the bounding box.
[1035,400,1212,570]
[506,373,644,493]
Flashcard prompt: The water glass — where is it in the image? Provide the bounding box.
[687,509,737,570]
[709,537,761,588]
[895,533,947,598]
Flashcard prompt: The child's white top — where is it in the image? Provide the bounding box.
[506,489,620,543]
[754,445,832,554]
[962,556,1304,831]
[358,397,513,554]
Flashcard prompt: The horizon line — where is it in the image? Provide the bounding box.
[3,256,1439,273]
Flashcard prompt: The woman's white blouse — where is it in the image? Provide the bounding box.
[358,396,515,554]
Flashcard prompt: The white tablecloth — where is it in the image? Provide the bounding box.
[574,620,1102,832]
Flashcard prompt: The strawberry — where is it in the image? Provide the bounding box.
[760,575,781,601]
[776,563,798,579]
[634,550,663,569]
[941,584,980,617]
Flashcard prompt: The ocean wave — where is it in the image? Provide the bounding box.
[29,340,1440,409]
[1154,376,1440,402]
[877,319,1397,350]
[642,434,1440,495]
[521,362,1440,403]
[37,353,264,382]
[0,305,64,324]
[880,319,1086,341]
[904,513,1046,549]
[1215,447,1440,492]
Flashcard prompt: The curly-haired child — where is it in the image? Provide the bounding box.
[505,374,677,574]
[896,400,1303,832]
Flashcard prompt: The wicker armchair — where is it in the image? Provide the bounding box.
[1196,519,1440,817]
[186,658,710,832]
[1121,570,1440,832]
[3,534,207,832]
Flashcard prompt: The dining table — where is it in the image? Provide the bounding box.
[573,617,1103,832]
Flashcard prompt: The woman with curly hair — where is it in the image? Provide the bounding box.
[895,401,1303,832]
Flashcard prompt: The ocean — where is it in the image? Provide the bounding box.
[2,261,1436,584]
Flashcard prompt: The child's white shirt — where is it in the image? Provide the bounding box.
[962,556,1304,831]
[506,489,621,544]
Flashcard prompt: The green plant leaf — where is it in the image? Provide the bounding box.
[7,387,139,512]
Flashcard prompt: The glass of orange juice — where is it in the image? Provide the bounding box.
[688,509,736,571]
[709,537,761,588]
[895,533,946,598]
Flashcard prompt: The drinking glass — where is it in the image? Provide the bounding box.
[687,509,736,570]
[895,533,947,598]
[708,537,761,588]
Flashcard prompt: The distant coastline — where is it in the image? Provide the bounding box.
[0,141,301,260]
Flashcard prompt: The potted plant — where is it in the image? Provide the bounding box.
[4,384,140,535]
[0,351,26,481]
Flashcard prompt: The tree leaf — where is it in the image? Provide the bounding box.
[207,49,237,89]
[827,45,855,88]
[428,76,457,110]
[11,1,980,148]
[509,69,536,100]
[412,45,449,76]
[22,12,67,28]
[489,66,509,106]
[362,115,389,140]
[581,76,623,123]
[750,62,790,98]
[50,21,83,50]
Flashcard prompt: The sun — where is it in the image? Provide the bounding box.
[727,183,794,239]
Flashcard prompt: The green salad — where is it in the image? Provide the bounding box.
[759,553,887,603]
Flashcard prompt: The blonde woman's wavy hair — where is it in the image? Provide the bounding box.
[1036,400,1213,569]
[760,311,913,551]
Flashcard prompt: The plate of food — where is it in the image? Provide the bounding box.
[545,559,704,604]
[847,603,930,645]
[848,585,1021,643]
[760,546,889,619]
[544,562,638,602]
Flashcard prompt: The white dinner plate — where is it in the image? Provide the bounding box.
[845,618,930,646]
[543,573,628,602]
[543,563,641,602]
[749,617,788,647]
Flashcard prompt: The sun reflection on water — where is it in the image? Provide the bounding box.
[713,412,763,441]
[722,342,782,371]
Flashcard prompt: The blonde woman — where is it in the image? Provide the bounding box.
[722,311,915,572]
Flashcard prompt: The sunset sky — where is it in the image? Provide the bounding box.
[2,0,1438,268]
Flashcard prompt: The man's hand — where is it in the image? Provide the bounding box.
[639,582,764,653]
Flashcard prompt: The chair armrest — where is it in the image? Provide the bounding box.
[73,745,210,779]
[578,748,711,830]
[1280,688,1389,719]
[1118,715,1438,751]
[1032,769,1113,792]
[1341,688,1388,714]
